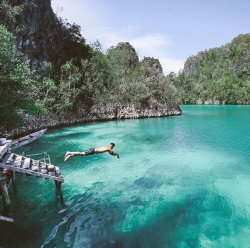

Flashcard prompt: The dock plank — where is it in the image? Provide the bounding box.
[31,159,39,172]
[14,155,23,167]
[23,158,31,169]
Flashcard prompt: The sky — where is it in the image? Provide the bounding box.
[51,0,250,75]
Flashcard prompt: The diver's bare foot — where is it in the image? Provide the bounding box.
[64,152,68,160]
[64,155,71,162]
[64,152,71,162]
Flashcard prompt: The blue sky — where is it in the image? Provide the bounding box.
[51,0,250,75]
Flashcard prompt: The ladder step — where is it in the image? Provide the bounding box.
[23,158,31,169]
[48,165,55,176]
[31,159,39,171]
[40,162,48,174]
[0,153,64,182]
[14,155,23,167]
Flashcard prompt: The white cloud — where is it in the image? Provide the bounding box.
[130,33,171,55]
[130,34,185,74]
[51,1,184,74]
[93,30,184,74]
[159,57,185,75]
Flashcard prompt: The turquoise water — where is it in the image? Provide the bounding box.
[0,105,249,247]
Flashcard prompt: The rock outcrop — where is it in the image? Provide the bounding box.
[5,104,182,138]
[0,0,90,70]
[0,0,57,69]
[141,57,164,76]
[107,42,139,69]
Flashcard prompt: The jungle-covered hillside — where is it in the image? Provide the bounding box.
[175,34,250,104]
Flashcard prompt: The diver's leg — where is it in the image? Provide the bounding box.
[64,151,86,161]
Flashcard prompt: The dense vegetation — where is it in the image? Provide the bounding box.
[0,24,35,128]
[0,23,177,133]
[0,1,249,135]
[174,34,250,104]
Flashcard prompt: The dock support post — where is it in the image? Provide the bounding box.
[0,177,10,210]
[55,181,65,208]
[12,171,16,184]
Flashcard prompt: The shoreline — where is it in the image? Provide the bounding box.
[2,104,182,139]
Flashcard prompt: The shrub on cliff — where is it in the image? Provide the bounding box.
[0,24,38,131]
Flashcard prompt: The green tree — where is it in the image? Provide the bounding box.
[30,61,58,113]
[0,2,24,28]
[54,60,82,113]
[56,18,91,68]
[0,24,37,131]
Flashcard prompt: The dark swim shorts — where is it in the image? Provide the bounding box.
[84,148,95,155]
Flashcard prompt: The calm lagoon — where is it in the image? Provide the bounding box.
[0,105,249,247]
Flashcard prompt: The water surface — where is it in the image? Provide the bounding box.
[0,105,249,247]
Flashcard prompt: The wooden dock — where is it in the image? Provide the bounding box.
[0,140,63,182]
[0,137,65,219]
[0,152,63,182]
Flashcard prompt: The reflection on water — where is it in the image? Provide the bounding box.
[0,106,249,247]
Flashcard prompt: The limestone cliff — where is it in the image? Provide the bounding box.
[141,57,164,76]
[0,0,90,70]
[0,0,57,69]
